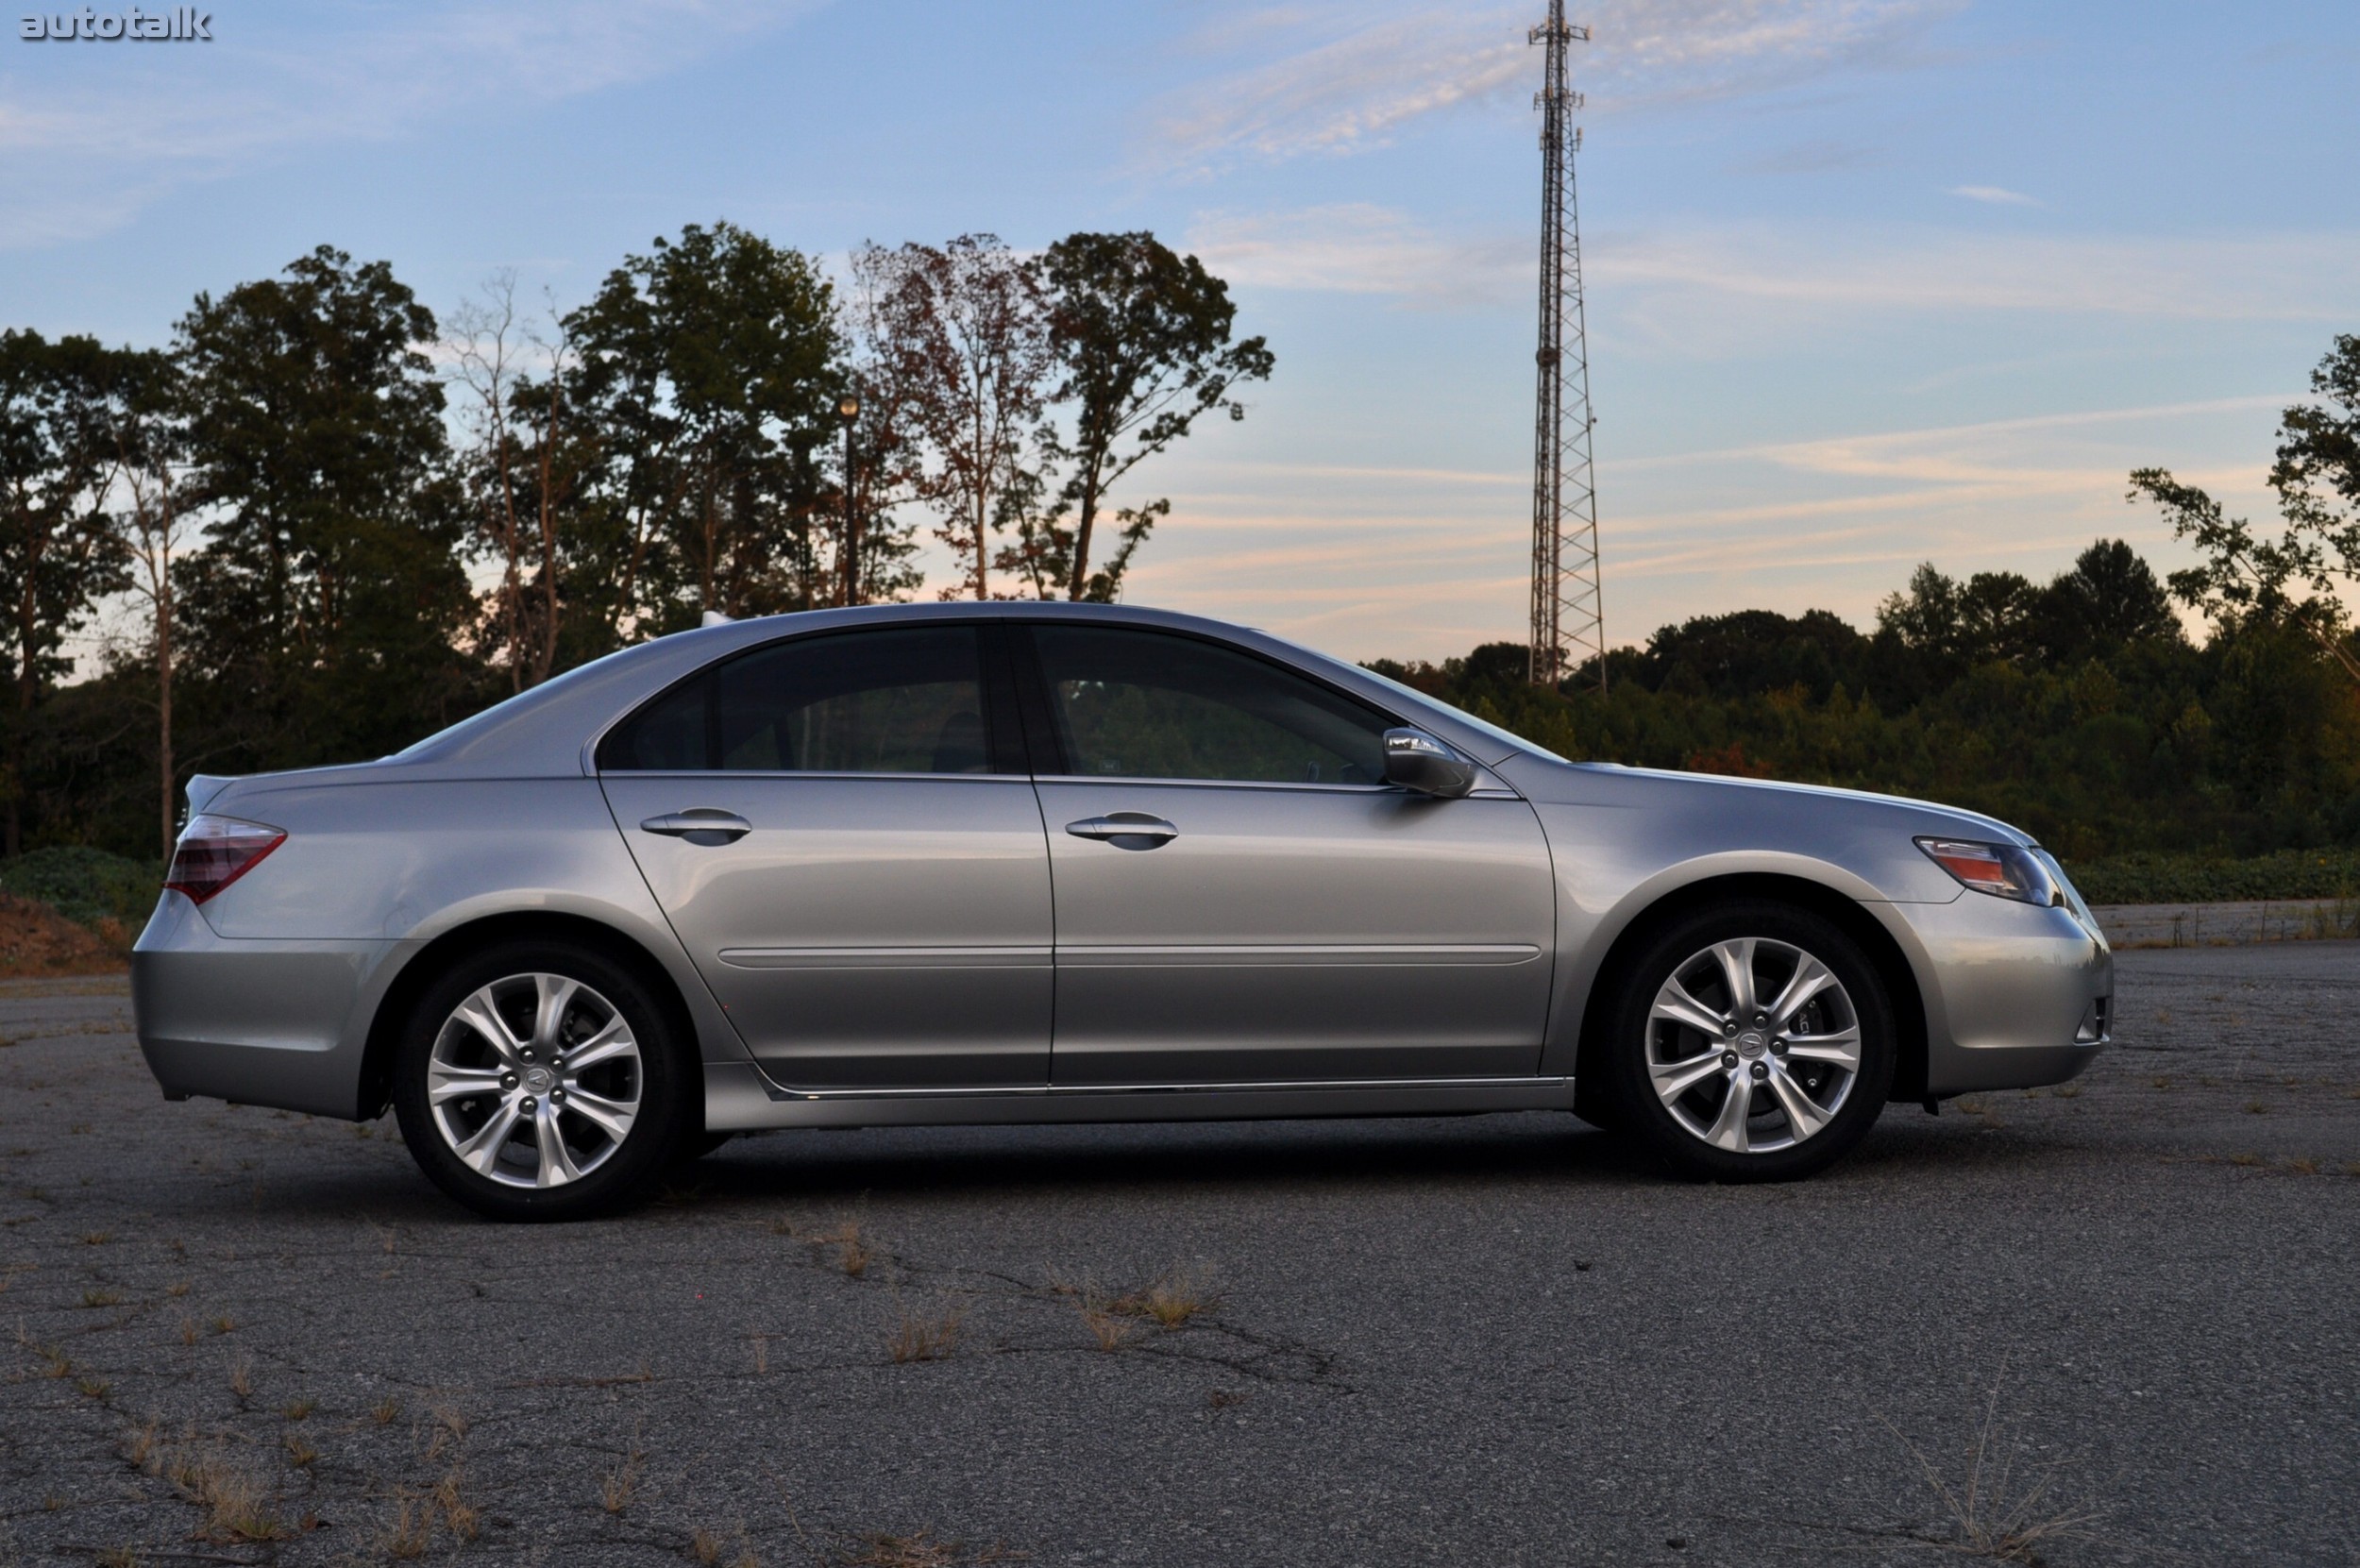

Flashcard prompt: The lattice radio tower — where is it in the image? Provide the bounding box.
[1527,1,1605,689]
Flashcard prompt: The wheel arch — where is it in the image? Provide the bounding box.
[357,911,705,1122]
[1570,872,1930,1121]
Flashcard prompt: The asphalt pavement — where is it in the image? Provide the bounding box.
[1,941,2355,1566]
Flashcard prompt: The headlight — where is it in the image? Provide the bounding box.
[1915,836,2061,906]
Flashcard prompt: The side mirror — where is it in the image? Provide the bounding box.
[1383,728,1477,799]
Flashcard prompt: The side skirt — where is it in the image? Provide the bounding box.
[703,1060,1578,1132]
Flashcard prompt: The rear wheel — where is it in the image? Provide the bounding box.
[1603,902,1895,1182]
[392,941,691,1221]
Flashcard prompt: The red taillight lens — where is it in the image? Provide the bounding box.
[164,815,286,904]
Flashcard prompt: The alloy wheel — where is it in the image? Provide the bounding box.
[425,973,642,1189]
[1644,937,1862,1155]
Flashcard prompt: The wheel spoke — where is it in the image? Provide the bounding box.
[562,1087,636,1143]
[1782,1024,1861,1070]
[531,974,582,1054]
[427,1064,506,1105]
[1767,955,1839,1031]
[1702,1069,1754,1152]
[1709,939,1759,1020]
[449,988,527,1067]
[560,1017,634,1075]
[453,1099,523,1174]
[1766,1065,1832,1141]
[1650,977,1728,1039]
[1651,1046,1728,1105]
[532,1103,580,1188]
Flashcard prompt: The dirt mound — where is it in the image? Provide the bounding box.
[0,893,127,976]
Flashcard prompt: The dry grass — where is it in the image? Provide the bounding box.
[76,1373,111,1400]
[80,1287,122,1307]
[1884,1364,2096,1562]
[599,1439,646,1514]
[1054,1263,1220,1350]
[81,1229,113,1245]
[750,1331,770,1374]
[227,1356,251,1400]
[282,1431,318,1469]
[885,1304,963,1364]
[2287,1156,2319,1175]
[2227,1152,2265,1168]
[371,1394,403,1425]
[1078,1307,1143,1353]
[165,1279,189,1297]
[175,1318,196,1347]
[834,1529,1022,1566]
[279,1394,314,1420]
[433,1468,480,1541]
[94,1547,138,1568]
[692,1525,725,1564]
[209,1313,233,1335]
[157,1436,290,1543]
[808,1220,874,1278]
[382,1491,433,1560]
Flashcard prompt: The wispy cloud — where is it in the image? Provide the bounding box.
[1142,0,1956,177]
[1187,203,1528,306]
[0,0,818,247]
[1948,184,2040,206]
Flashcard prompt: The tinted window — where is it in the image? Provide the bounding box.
[601,628,990,774]
[1032,626,1389,784]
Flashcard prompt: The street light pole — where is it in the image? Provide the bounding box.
[836,393,861,606]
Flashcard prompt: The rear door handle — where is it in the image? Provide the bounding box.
[1065,813,1179,850]
[639,809,752,845]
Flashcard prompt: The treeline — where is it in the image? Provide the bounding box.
[1,226,1272,858]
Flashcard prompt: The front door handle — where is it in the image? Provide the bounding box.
[640,809,752,846]
[1065,813,1179,851]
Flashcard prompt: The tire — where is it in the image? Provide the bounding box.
[1601,901,1896,1183]
[392,940,693,1221]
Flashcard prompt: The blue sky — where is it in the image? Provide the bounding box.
[6,0,2356,662]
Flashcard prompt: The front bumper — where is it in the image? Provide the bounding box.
[1899,890,2113,1096]
[132,893,405,1119]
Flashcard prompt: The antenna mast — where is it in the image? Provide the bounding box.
[1527,1,1605,689]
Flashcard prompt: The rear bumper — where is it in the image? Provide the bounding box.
[131,893,403,1119]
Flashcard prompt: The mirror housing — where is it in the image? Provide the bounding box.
[1382,728,1478,798]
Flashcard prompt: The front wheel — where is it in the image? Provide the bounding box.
[392,942,692,1221]
[1603,902,1896,1182]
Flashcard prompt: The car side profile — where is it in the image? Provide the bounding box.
[132,603,2112,1219]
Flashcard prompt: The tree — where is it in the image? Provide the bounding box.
[448,272,574,690]
[91,346,190,859]
[995,232,1273,602]
[2132,334,2360,690]
[2029,538,2183,664]
[851,235,1054,601]
[0,330,132,853]
[173,245,473,768]
[565,222,868,632]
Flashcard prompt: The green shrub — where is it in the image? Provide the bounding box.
[0,846,164,928]
[2062,849,2360,905]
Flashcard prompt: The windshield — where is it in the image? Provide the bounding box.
[1352,664,1572,765]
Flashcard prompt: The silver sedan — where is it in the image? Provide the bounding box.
[132,603,2111,1219]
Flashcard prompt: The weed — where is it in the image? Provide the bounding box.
[2051,1085,2082,1100]
[209,1313,233,1335]
[599,1439,646,1515]
[434,1468,480,1541]
[2228,1152,2264,1167]
[1207,1389,1245,1409]
[165,1279,189,1297]
[371,1394,403,1425]
[382,1491,432,1559]
[2286,1156,2319,1175]
[2149,1076,2172,1090]
[1124,1265,1219,1329]
[76,1374,111,1400]
[280,1395,314,1421]
[1079,1306,1142,1353]
[1883,1362,2096,1562]
[2244,1101,2269,1115]
[834,1529,1018,1566]
[42,1492,64,1510]
[283,1432,317,1469]
[750,1331,770,1374]
[81,1287,123,1307]
[164,1439,290,1543]
[176,1318,196,1347]
[95,1548,138,1568]
[123,1420,159,1469]
[885,1305,963,1364]
[81,1230,113,1245]
[810,1221,873,1277]
[227,1356,251,1400]
[692,1526,724,1564]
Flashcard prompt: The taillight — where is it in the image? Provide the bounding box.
[164,815,286,904]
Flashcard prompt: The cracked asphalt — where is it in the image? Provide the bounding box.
[2,940,2357,1566]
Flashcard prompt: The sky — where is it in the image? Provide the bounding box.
[5,0,2357,664]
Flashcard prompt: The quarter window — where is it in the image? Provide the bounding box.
[599,627,991,774]
[1031,625,1389,784]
